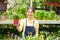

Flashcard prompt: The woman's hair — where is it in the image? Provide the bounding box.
[27,7,35,13]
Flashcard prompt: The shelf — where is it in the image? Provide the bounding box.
[0,20,60,24]
[38,20,60,24]
[0,20,13,24]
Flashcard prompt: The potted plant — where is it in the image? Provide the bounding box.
[45,1,52,6]
[45,0,53,11]
[14,15,19,26]
[47,0,60,7]
[53,2,59,7]
[45,0,52,6]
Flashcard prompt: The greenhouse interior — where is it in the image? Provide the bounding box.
[0,0,60,40]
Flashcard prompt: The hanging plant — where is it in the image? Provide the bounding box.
[45,1,52,6]
[53,2,59,7]
[46,0,60,7]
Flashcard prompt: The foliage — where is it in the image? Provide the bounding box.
[13,15,19,19]
[35,10,56,20]
[5,4,27,20]
[36,0,45,6]
[0,24,60,40]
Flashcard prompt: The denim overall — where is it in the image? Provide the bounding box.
[24,19,35,36]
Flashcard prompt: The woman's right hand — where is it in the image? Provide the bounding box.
[14,24,19,27]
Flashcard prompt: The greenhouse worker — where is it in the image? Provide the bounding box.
[15,7,39,37]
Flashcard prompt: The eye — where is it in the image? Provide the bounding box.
[27,11,33,13]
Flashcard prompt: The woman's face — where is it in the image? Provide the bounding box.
[27,9,34,18]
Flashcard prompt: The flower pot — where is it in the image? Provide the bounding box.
[14,19,19,26]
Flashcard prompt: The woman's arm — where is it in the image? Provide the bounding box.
[35,20,39,37]
[16,20,24,32]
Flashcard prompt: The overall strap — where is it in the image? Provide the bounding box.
[33,20,35,27]
[26,18,27,26]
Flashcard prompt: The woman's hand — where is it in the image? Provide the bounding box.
[28,32,32,36]
[14,23,19,28]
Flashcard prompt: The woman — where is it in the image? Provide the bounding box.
[15,7,39,37]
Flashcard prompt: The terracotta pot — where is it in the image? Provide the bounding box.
[14,19,19,26]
